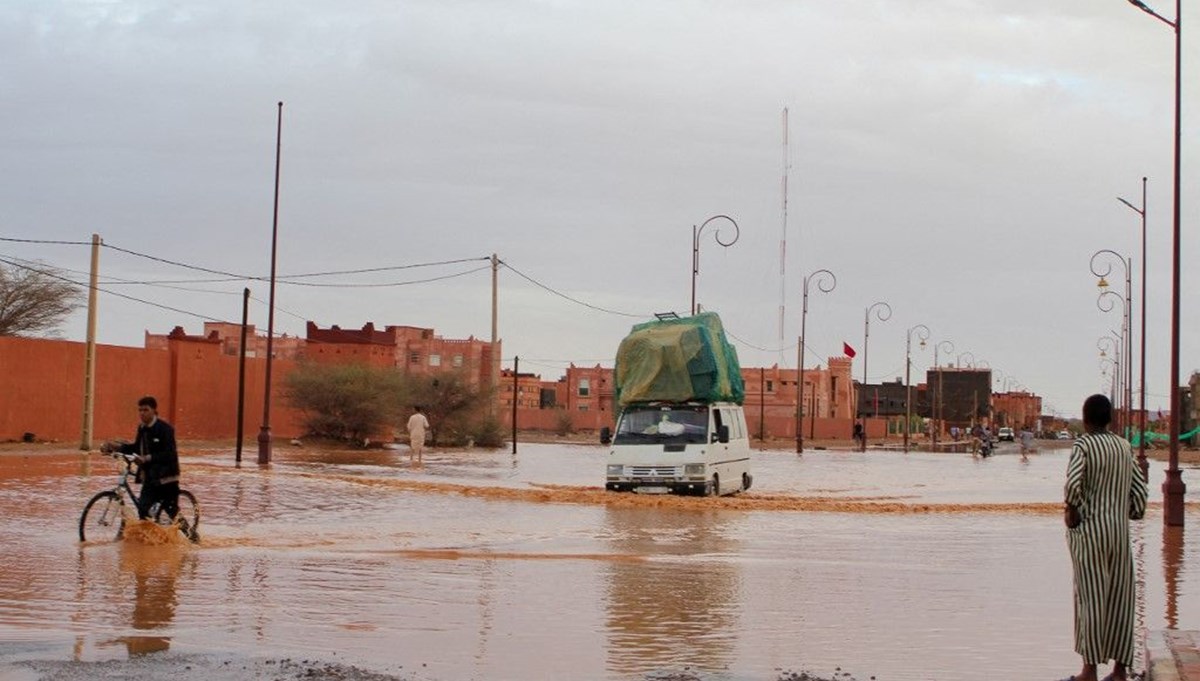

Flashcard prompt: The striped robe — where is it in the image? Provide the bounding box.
[1065,431,1148,666]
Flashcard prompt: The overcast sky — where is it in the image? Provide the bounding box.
[2,0,1197,417]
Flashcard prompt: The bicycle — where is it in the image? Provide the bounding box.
[79,451,200,543]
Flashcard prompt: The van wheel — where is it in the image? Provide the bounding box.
[709,474,720,497]
[742,472,752,492]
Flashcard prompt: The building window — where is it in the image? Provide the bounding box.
[578,404,588,411]
[579,378,590,397]
[453,354,463,367]
[429,354,441,367]
[409,352,420,364]
[766,380,774,392]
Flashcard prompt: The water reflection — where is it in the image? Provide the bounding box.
[120,542,184,655]
[1163,525,1184,629]
[603,507,741,677]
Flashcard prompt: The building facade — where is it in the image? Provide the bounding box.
[992,391,1043,430]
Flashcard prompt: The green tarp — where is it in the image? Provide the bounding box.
[613,312,744,406]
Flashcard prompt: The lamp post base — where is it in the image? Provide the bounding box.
[1163,469,1186,527]
[257,427,272,465]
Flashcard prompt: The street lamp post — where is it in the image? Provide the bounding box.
[932,340,954,449]
[904,324,930,453]
[1125,0,1185,526]
[257,101,283,466]
[1099,334,1124,431]
[859,302,892,452]
[691,215,739,316]
[1118,177,1150,481]
[1101,356,1119,397]
[796,269,836,453]
[1092,250,1133,435]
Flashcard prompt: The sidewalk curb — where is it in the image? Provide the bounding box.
[1146,629,1200,681]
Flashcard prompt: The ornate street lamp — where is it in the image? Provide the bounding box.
[691,215,739,316]
[1118,177,1150,480]
[796,269,836,453]
[904,324,930,453]
[932,340,954,448]
[1092,249,1134,446]
[1098,334,1123,432]
[858,301,892,451]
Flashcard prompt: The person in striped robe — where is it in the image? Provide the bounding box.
[1061,394,1148,681]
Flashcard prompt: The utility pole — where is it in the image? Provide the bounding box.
[511,356,518,454]
[236,288,250,465]
[257,101,283,466]
[759,367,766,442]
[491,253,499,415]
[80,233,100,451]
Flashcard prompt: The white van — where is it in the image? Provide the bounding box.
[602,401,752,496]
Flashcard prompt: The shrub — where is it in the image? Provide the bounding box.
[399,369,496,447]
[554,410,574,436]
[284,362,404,444]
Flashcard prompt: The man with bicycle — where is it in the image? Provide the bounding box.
[101,396,180,520]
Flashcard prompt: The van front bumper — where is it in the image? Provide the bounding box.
[605,478,710,494]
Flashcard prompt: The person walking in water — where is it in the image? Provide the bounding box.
[1060,394,1147,681]
[406,405,431,466]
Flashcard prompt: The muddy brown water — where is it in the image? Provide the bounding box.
[0,441,1196,680]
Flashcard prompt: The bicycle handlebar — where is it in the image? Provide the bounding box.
[95,448,138,468]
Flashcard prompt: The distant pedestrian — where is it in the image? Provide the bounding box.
[407,406,431,466]
[1020,428,1035,457]
[1060,394,1147,681]
[852,421,863,446]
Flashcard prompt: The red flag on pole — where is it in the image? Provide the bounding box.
[843,342,857,358]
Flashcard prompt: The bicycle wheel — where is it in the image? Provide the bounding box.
[79,491,126,542]
[153,490,200,543]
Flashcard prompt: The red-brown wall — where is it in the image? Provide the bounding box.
[0,335,306,444]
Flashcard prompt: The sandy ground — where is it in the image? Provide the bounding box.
[4,655,868,681]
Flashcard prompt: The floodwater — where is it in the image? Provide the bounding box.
[0,440,1197,681]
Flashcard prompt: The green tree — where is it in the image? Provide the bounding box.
[0,261,81,337]
[401,369,499,447]
[284,361,404,444]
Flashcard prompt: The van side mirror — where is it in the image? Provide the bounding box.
[600,427,611,445]
[716,425,730,444]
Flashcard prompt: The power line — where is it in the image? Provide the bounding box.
[101,242,493,287]
[0,236,92,246]
[101,242,251,279]
[3,255,248,296]
[500,260,647,318]
[725,328,795,354]
[275,256,492,280]
[0,256,229,324]
[247,294,308,323]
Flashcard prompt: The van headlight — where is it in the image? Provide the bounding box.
[684,463,705,475]
[607,464,624,476]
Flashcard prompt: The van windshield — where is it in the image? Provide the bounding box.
[614,405,709,445]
